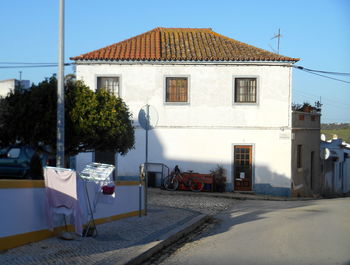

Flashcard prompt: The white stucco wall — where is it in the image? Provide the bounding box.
[76,63,292,128]
[0,79,15,97]
[0,182,144,239]
[75,62,293,195]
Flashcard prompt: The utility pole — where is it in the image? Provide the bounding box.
[57,0,65,167]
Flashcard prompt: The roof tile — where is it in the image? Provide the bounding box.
[71,27,299,62]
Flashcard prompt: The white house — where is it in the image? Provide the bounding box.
[320,137,350,195]
[71,27,299,196]
[0,79,30,98]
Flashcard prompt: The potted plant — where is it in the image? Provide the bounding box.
[210,165,227,192]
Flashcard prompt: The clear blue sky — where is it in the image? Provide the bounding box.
[1,0,349,123]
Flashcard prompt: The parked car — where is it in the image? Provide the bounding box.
[0,146,47,179]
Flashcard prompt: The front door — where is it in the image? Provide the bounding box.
[234,145,253,191]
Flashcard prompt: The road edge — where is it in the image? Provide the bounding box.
[121,214,210,265]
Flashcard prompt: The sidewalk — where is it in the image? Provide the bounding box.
[0,189,315,265]
[0,205,208,265]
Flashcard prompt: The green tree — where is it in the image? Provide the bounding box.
[0,76,134,161]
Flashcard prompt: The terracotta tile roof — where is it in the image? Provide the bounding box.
[71,27,299,62]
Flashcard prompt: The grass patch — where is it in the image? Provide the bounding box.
[321,128,350,143]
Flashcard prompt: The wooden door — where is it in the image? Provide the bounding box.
[234,145,253,191]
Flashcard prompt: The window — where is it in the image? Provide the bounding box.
[165,77,188,103]
[297,145,302,169]
[97,77,119,96]
[234,78,257,103]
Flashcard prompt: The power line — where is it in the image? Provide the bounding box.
[294,89,350,108]
[0,63,71,69]
[0,62,57,65]
[294,66,350,76]
[294,66,350,84]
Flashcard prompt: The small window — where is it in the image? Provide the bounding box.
[97,77,119,96]
[234,78,257,103]
[165,77,188,103]
[297,145,302,169]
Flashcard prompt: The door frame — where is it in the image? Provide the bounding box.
[232,144,255,191]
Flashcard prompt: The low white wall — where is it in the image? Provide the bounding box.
[0,180,144,250]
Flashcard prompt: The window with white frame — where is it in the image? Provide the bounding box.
[234,78,257,103]
[165,77,188,103]
[97,77,120,96]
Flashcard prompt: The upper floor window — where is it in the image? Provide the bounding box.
[97,77,119,96]
[234,78,257,103]
[165,77,188,103]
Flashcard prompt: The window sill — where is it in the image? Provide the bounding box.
[232,102,259,106]
[164,102,190,106]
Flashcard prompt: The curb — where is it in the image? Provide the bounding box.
[120,214,210,265]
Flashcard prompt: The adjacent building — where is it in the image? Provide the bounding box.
[291,111,321,197]
[0,79,30,98]
[320,137,350,195]
[71,27,300,196]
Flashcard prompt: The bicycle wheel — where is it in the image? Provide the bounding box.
[164,176,179,191]
[190,178,204,192]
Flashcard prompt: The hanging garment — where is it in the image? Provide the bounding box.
[44,167,83,235]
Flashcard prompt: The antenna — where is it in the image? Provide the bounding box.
[19,71,22,81]
[271,29,282,54]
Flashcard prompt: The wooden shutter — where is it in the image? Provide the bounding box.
[166,77,188,102]
[178,78,188,102]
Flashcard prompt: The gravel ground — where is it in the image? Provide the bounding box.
[148,188,241,215]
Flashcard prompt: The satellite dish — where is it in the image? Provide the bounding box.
[320,148,330,160]
[138,105,158,130]
[320,134,326,141]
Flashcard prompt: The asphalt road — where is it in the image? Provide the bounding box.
[161,198,350,265]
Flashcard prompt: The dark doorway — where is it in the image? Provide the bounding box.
[147,172,157,187]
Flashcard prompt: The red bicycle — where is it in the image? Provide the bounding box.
[164,165,204,192]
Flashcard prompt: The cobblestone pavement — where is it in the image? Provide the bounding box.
[148,188,241,215]
[0,205,201,265]
[1,189,241,265]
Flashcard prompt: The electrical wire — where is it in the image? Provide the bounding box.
[0,62,57,65]
[293,65,350,76]
[0,63,71,69]
[294,66,350,84]
[294,89,350,108]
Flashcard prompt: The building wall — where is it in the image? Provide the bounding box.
[76,62,293,195]
[291,112,321,197]
[0,180,144,250]
[0,79,31,98]
[0,79,15,97]
[320,139,350,195]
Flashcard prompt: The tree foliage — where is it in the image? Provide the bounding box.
[0,76,134,157]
